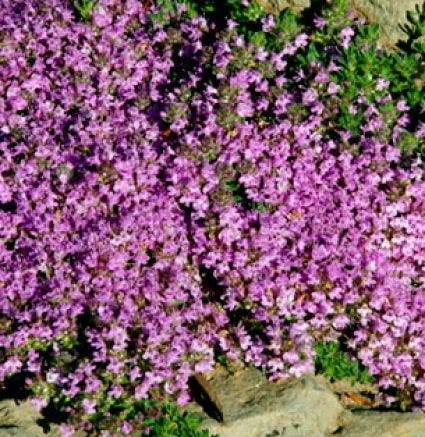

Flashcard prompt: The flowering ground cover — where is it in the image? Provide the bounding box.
[0,0,424,435]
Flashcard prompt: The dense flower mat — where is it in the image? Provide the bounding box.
[0,0,424,435]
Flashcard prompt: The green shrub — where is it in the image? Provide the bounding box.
[314,341,373,385]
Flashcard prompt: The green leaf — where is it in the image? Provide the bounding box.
[72,0,97,21]
[314,341,373,384]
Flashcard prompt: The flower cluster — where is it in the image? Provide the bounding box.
[0,0,424,434]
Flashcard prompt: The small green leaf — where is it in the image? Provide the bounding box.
[72,0,97,21]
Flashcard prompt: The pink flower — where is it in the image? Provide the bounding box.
[236,101,254,118]
[1,0,425,417]
[108,384,124,399]
[376,77,390,91]
[82,399,97,415]
[121,421,133,435]
[327,82,340,94]
[313,16,326,29]
[46,371,60,384]
[227,19,238,30]
[271,52,287,71]
[135,383,150,400]
[396,100,409,111]
[85,377,102,393]
[177,391,190,405]
[30,396,48,411]
[194,359,212,373]
[416,122,425,137]
[59,424,75,437]
[129,367,141,382]
[0,179,12,203]
[302,88,318,105]
[348,104,358,114]
[340,26,355,48]
[327,61,341,72]
[397,114,410,127]
[93,7,113,27]
[4,356,22,374]
[261,15,275,32]
[314,70,330,83]
[294,33,309,48]
[63,385,80,398]
[332,314,350,329]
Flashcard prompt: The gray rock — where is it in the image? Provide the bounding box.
[0,399,59,437]
[256,0,310,14]
[340,410,425,437]
[186,368,346,437]
[350,0,424,47]
[186,368,425,437]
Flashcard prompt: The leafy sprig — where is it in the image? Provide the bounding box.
[314,341,374,385]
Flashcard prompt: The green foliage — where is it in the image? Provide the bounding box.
[314,341,373,385]
[155,0,423,156]
[19,322,211,436]
[335,44,423,155]
[90,397,214,436]
[226,0,264,22]
[335,28,423,104]
[296,0,424,155]
[154,0,302,51]
[152,0,264,25]
[218,0,264,22]
[303,0,423,102]
[31,375,214,437]
[224,178,274,211]
[245,8,303,50]
[72,0,97,21]
[143,402,217,437]
[400,2,425,55]
[224,178,246,204]
[150,0,184,24]
[397,131,423,156]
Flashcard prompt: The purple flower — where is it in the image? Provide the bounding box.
[194,359,213,373]
[313,16,326,29]
[85,377,102,393]
[93,7,113,28]
[0,179,12,203]
[0,2,424,430]
[327,82,340,94]
[302,88,318,105]
[294,33,309,48]
[376,77,390,91]
[108,384,124,399]
[396,100,409,111]
[236,101,254,117]
[59,425,75,437]
[332,314,350,329]
[314,69,330,83]
[31,397,48,411]
[227,19,238,30]
[135,383,150,400]
[121,421,133,436]
[82,399,97,415]
[340,26,355,48]
[261,15,275,32]
[416,122,425,137]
